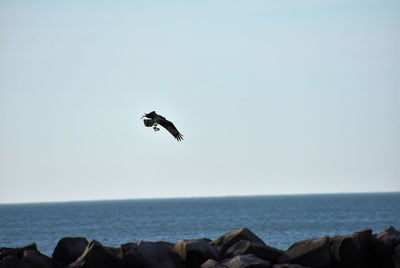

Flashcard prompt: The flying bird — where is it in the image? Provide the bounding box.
[141,111,184,141]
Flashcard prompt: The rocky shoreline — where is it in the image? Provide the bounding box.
[1,226,399,268]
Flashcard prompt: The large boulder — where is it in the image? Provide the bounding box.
[224,240,283,262]
[368,234,394,268]
[0,257,31,268]
[277,237,331,268]
[173,239,219,267]
[119,242,141,268]
[221,254,271,268]
[201,259,226,268]
[211,228,266,257]
[21,250,56,268]
[376,226,400,250]
[201,255,271,268]
[52,237,88,265]
[393,244,400,268]
[272,264,310,268]
[368,226,400,268]
[330,229,371,268]
[120,241,184,268]
[68,240,122,268]
[0,243,37,261]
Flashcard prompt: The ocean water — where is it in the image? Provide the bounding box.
[0,193,399,256]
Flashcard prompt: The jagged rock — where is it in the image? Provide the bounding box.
[52,237,88,265]
[173,238,219,268]
[272,264,310,268]
[119,242,141,267]
[221,254,271,268]
[18,244,37,252]
[68,240,122,268]
[224,240,283,262]
[3,226,400,268]
[201,255,269,268]
[377,226,400,250]
[393,244,400,268]
[120,241,184,268]
[21,250,56,268]
[277,237,331,268]
[105,246,121,258]
[368,234,394,268]
[201,259,226,268]
[330,229,371,268]
[0,257,31,268]
[0,243,37,261]
[211,228,266,257]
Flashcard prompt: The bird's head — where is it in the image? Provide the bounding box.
[140,111,156,119]
[146,111,156,118]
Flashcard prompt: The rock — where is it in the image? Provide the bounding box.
[120,241,184,268]
[367,234,394,268]
[201,259,226,268]
[173,238,219,268]
[277,237,331,268]
[21,250,56,268]
[105,246,121,258]
[0,243,37,261]
[52,237,88,265]
[0,257,31,268]
[224,240,283,262]
[272,264,310,268]
[68,240,122,268]
[330,229,372,268]
[377,226,400,250]
[211,228,266,257]
[393,244,400,268]
[221,254,271,268]
[0,243,39,268]
[119,242,141,267]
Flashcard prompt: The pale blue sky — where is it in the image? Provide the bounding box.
[1,0,399,203]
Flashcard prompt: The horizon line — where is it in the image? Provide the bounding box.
[1,190,399,206]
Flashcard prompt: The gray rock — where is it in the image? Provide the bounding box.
[272,264,310,268]
[52,237,88,265]
[393,244,400,268]
[201,259,226,268]
[173,238,219,268]
[0,243,37,261]
[377,226,400,250]
[22,249,55,268]
[120,240,184,268]
[104,246,121,258]
[368,234,394,268]
[68,240,122,268]
[222,254,271,268]
[330,229,371,268]
[277,237,331,268]
[119,242,141,267]
[211,228,266,257]
[0,257,31,268]
[224,240,283,262]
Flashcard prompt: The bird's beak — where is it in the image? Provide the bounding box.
[140,114,146,119]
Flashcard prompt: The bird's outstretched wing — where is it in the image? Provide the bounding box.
[159,119,184,141]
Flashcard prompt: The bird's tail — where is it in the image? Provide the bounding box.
[143,119,154,127]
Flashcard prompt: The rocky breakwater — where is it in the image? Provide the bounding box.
[1,226,400,268]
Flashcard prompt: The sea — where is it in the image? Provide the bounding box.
[0,193,399,257]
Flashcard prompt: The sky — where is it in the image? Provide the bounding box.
[0,0,399,204]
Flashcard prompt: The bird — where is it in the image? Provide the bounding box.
[141,111,184,141]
